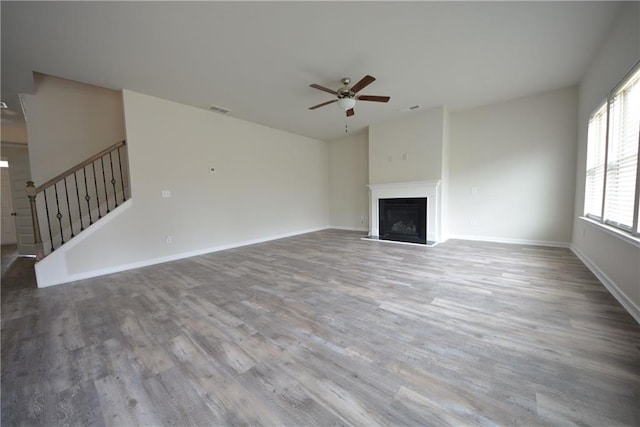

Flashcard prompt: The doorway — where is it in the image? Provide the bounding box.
[1,159,17,244]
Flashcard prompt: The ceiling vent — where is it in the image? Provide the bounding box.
[208,104,231,114]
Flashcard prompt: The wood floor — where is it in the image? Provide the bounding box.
[2,230,639,426]
[1,244,20,277]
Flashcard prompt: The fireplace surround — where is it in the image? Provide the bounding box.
[367,180,441,244]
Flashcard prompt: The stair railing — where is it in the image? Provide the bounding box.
[27,140,128,260]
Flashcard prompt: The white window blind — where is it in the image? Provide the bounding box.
[584,61,640,239]
[584,104,608,218]
[603,70,640,231]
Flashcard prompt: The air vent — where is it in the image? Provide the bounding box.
[208,104,231,114]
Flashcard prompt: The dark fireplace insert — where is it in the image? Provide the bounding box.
[379,197,427,244]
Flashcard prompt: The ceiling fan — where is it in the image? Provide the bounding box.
[308,75,390,117]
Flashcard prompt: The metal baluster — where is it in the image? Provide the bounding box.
[92,162,102,219]
[43,189,55,252]
[63,176,74,238]
[53,182,65,245]
[83,166,93,225]
[109,151,118,208]
[101,156,110,214]
[118,146,126,203]
[74,171,84,231]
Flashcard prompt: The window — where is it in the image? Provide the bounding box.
[584,103,607,219]
[584,62,640,238]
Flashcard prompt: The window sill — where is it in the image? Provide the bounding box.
[579,217,640,248]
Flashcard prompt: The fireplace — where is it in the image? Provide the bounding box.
[367,180,441,243]
[379,198,427,244]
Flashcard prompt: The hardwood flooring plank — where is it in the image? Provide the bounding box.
[167,334,284,426]
[54,380,106,427]
[146,366,221,426]
[2,230,639,426]
[118,309,175,377]
[96,338,164,426]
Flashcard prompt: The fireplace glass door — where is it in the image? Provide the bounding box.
[379,198,427,244]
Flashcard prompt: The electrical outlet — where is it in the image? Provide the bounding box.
[161,190,171,198]
[165,235,172,245]
[360,216,366,224]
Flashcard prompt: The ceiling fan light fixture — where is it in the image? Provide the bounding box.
[337,97,356,110]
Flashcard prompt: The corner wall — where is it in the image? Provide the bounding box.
[441,108,450,240]
[0,126,28,144]
[571,2,640,322]
[36,90,330,286]
[328,131,369,231]
[449,86,578,245]
[22,73,125,183]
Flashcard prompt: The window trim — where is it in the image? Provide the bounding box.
[583,59,640,239]
[633,128,640,235]
[580,216,640,248]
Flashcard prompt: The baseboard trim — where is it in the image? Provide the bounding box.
[447,234,570,248]
[570,245,640,325]
[328,225,368,232]
[36,225,328,288]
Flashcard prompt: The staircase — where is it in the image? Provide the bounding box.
[27,140,129,260]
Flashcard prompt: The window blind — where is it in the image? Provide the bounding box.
[603,71,640,230]
[584,104,607,218]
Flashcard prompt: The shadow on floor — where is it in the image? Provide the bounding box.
[1,244,36,292]
[1,244,18,276]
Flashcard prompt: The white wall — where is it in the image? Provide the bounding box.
[571,2,640,322]
[36,90,329,286]
[21,74,128,256]
[440,108,450,240]
[22,73,125,183]
[369,107,445,184]
[449,86,578,245]
[328,131,369,231]
[0,126,28,144]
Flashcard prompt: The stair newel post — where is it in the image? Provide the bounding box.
[26,181,44,260]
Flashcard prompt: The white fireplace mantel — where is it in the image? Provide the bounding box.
[367,180,441,243]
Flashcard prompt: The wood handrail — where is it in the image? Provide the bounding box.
[36,140,126,193]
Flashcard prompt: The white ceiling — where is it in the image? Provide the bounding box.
[1,1,622,141]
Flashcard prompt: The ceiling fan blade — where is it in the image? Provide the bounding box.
[357,95,390,103]
[346,108,355,117]
[350,75,376,94]
[310,84,338,95]
[309,99,338,110]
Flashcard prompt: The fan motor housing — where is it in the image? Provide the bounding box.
[338,89,355,99]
